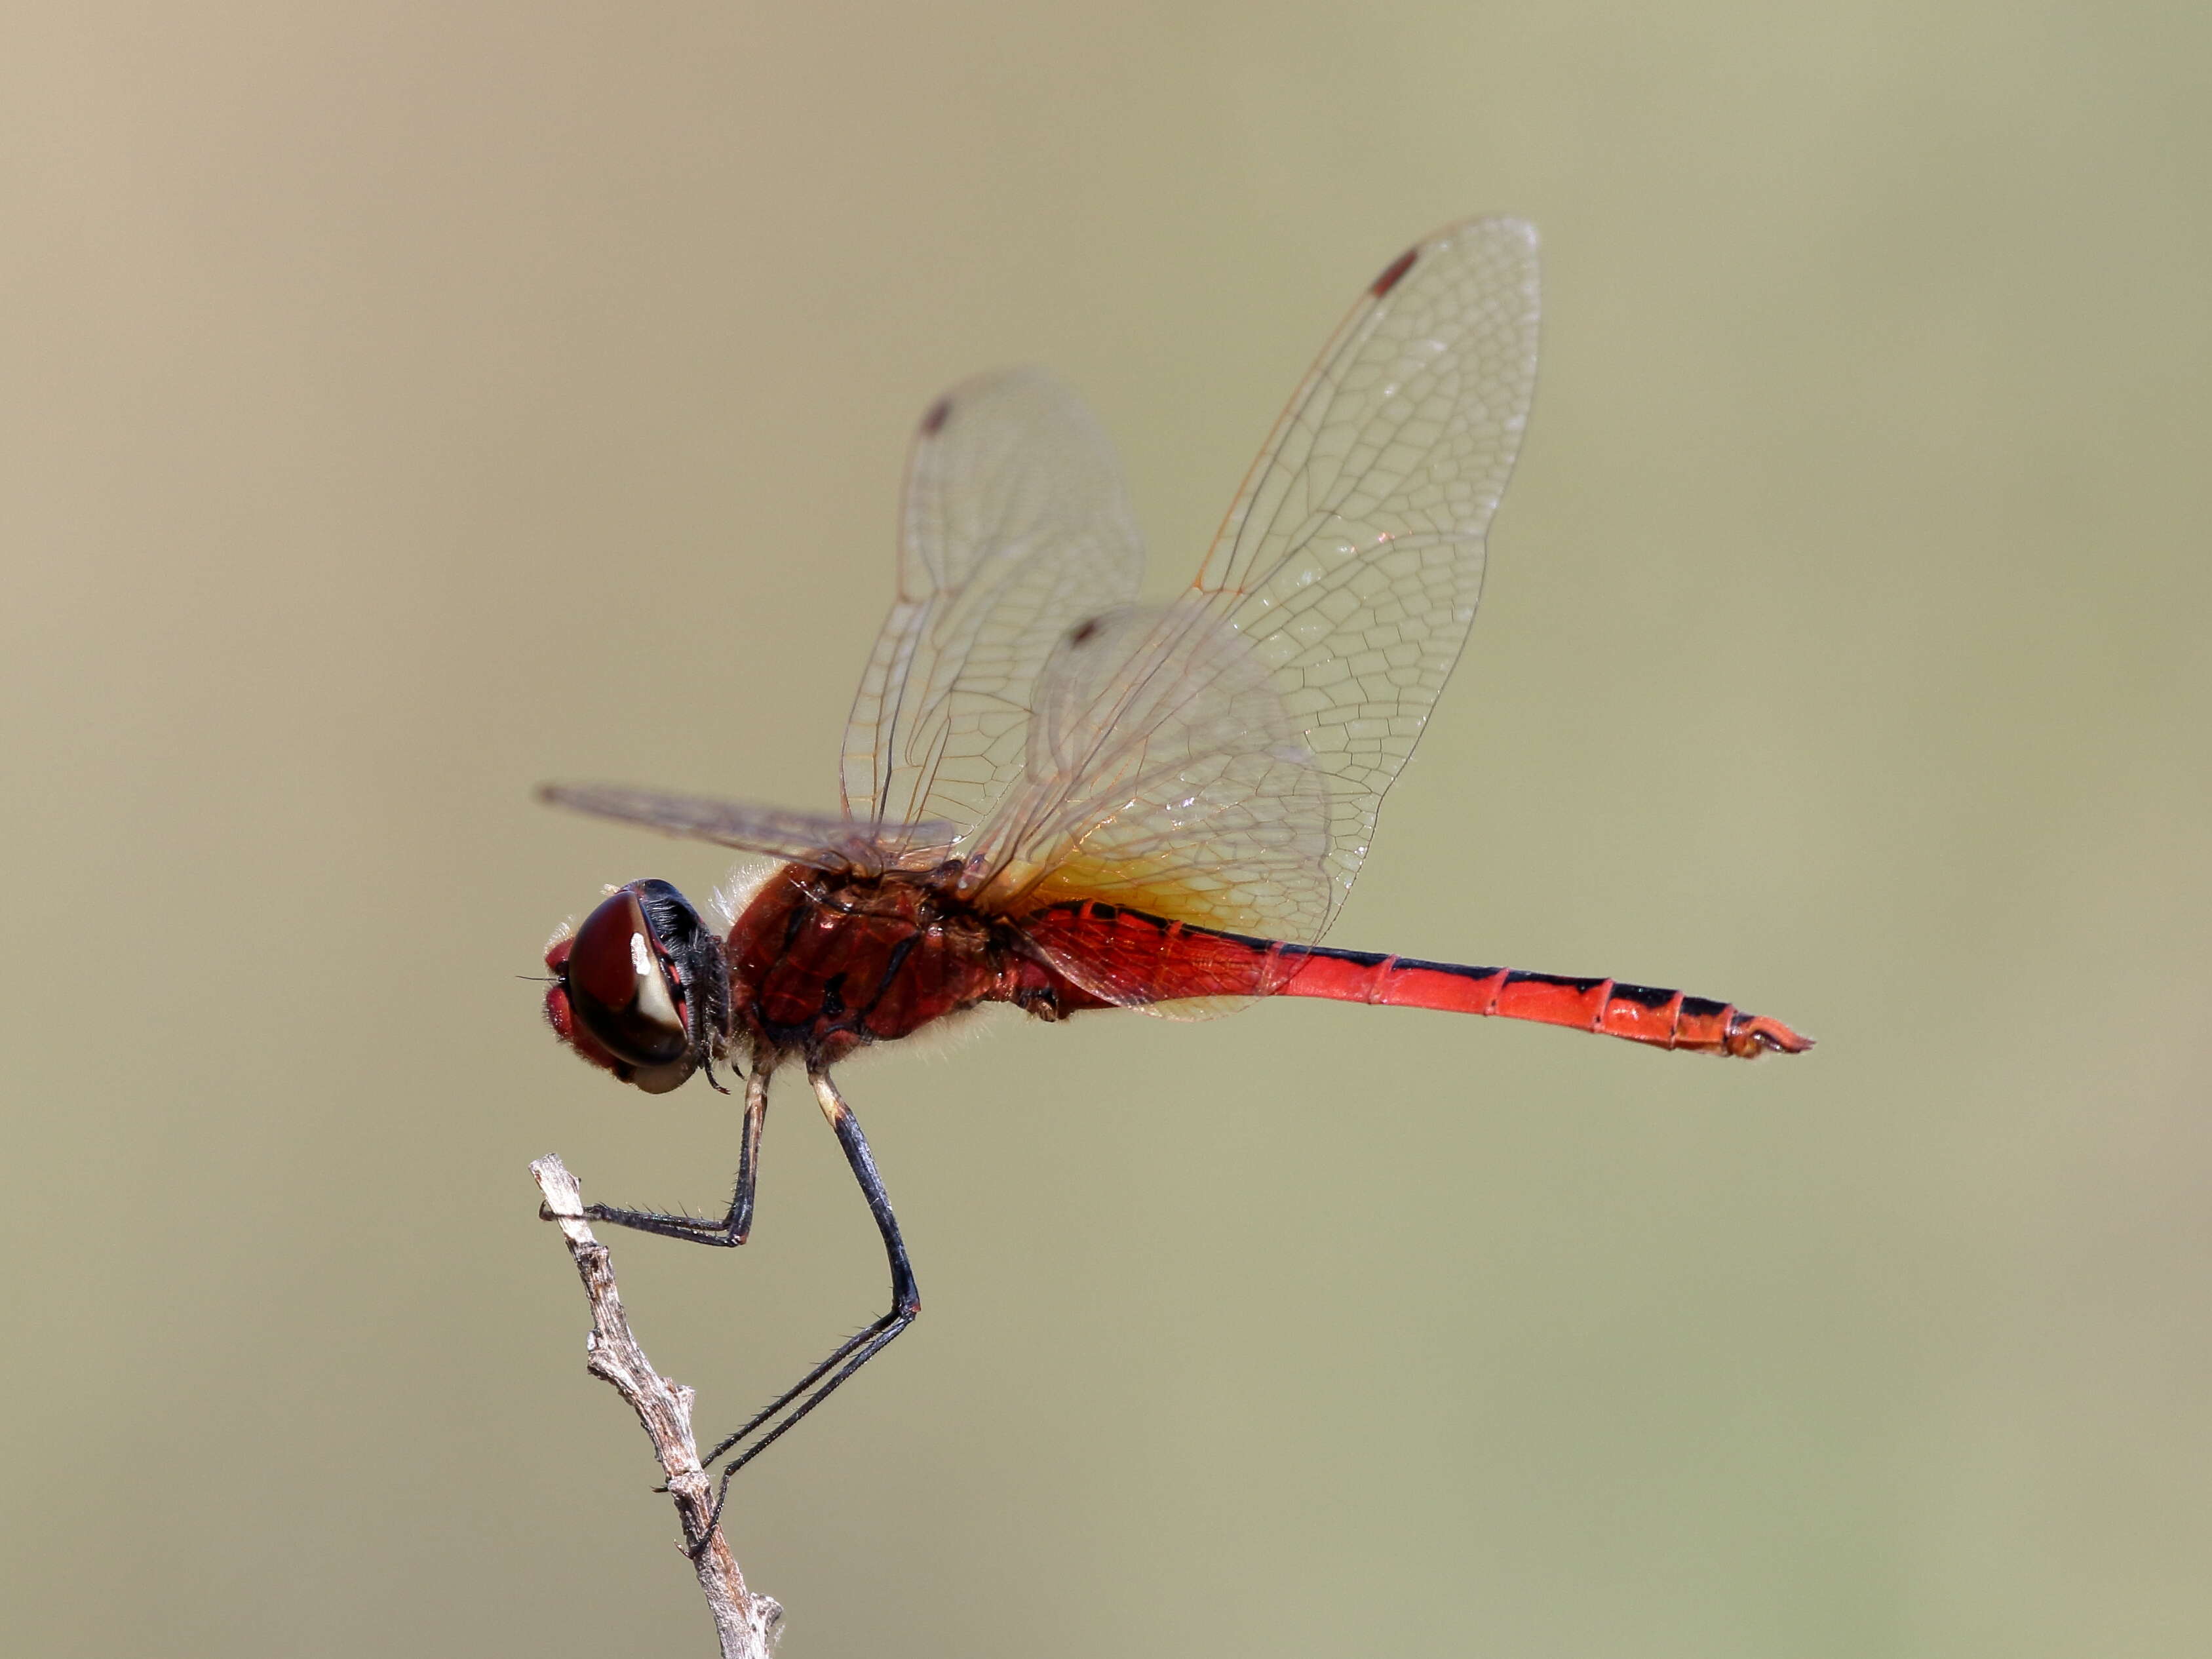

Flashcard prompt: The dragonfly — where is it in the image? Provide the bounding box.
[538,216,1811,1536]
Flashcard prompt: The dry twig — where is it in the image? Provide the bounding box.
[530,1154,783,1658]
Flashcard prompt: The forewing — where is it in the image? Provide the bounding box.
[539,783,952,872]
[840,369,1148,851]
[968,218,1540,993]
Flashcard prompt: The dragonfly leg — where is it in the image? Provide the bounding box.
[685,1068,918,1548]
[557,1068,770,1246]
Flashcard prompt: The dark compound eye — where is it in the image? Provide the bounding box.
[566,886,691,1067]
[554,880,729,1093]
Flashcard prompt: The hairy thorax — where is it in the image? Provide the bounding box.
[724,864,1098,1067]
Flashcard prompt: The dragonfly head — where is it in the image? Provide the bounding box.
[543,879,734,1093]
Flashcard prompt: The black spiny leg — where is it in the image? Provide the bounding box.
[688,1068,920,1545]
[560,1067,770,1246]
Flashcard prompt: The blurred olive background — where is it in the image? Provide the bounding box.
[6,2,2208,1654]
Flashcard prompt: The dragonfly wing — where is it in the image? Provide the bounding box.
[538,783,953,872]
[973,600,1336,945]
[840,369,1148,853]
[969,219,1540,986]
[1201,216,1540,918]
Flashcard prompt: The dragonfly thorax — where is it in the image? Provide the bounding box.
[723,864,1029,1067]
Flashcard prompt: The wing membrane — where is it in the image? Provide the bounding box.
[841,369,1147,850]
[1200,216,1540,917]
[976,602,1335,939]
[974,218,1541,986]
[975,602,1332,1017]
[539,783,952,872]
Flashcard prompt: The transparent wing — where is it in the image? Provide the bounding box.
[840,369,1148,854]
[973,602,1336,939]
[1198,215,1540,918]
[539,783,954,873]
[971,218,1542,991]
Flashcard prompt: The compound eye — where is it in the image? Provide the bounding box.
[563,886,691,1070]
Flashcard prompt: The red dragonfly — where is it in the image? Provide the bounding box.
[539,217,1810,1525]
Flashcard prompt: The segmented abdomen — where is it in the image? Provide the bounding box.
[1272,950,1809,1056]
[1022,901,1811,1058]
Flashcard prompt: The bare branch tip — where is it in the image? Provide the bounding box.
[530,1154,582,1206]
[528,1151,777,1656]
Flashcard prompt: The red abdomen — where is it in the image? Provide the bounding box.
[1018,900,1812,1058]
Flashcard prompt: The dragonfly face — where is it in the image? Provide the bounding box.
[545,878,731,1094]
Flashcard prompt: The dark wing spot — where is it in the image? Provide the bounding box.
[1370,246,1420,297]
[921,397,952,436]
[1069,616,1101,644]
